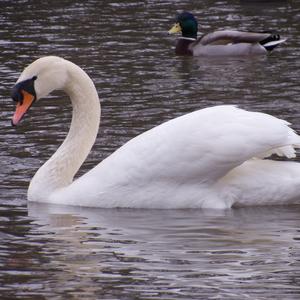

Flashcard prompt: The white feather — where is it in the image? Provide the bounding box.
[263,39,287,48]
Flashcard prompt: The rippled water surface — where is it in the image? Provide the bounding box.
[1,0,300,299]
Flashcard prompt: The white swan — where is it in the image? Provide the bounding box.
[11,56,300,209]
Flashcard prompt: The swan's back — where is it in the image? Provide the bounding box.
[93,105,299,180]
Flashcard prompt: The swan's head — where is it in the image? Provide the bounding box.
[11,56,68,126]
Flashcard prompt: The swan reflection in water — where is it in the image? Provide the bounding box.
[27,202,299,297]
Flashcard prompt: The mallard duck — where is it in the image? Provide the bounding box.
[11,56,300,209]
[168,12,286,56]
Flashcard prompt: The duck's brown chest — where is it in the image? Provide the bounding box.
[175,39,194,55]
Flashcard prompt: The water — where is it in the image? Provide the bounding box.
[1,0,300,299]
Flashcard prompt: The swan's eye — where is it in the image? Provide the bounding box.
[11,86,24,104]
[11,76,37,104]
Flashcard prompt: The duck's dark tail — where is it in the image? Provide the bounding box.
[260,34,286,52]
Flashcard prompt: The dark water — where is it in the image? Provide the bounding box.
[1,0,300,299]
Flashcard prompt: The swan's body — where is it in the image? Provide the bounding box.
[11,56,300,209]
[169,12,286,56]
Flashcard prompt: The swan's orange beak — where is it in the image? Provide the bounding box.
[11,76,37,126]
[12,90,35,126]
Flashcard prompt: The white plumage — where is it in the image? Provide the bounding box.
[12,57,300,209]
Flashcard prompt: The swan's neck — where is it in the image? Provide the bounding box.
[28,62,100,201]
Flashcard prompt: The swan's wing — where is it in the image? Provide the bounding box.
[197,30,272,46]
[90,105,300,186]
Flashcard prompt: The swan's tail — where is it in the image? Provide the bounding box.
[258,126,300,159]
[281,129,300,158]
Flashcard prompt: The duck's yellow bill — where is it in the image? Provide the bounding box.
[12,90,35,126]
[168,23,182,34]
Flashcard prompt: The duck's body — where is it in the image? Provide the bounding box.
[169,12,286,56]
[11,57,300,209]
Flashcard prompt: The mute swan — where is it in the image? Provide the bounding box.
[11,56,300,209]
[168,12,286,56]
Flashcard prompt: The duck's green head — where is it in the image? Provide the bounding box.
[169,12,198,39]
